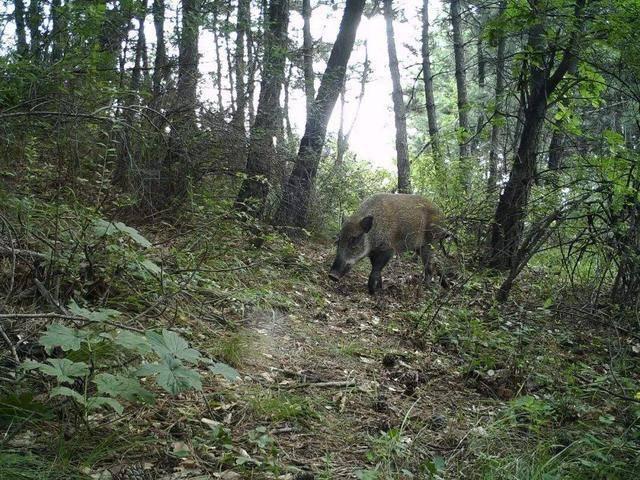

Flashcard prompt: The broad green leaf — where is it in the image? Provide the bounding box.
[51,386,86,405]
[93,218,119,237]
[209,362,240,381]
[147,330,201,363]
[140,259,162,275]
[68,301,121,323]
[138,358,202,394]
[87,396,124,414]
[94,219,152,248]
[114,222,152,247]
[115,330,151,354]
[21,360,46,372]
[39,324,87,353]
[38,358,89,383]
[94,373,154,403]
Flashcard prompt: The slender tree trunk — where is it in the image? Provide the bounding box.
[236,0,290,215]
[337,41,369,167]
[224,3,236,114]
[450,0,470,187]
[421,0,441,169]
[247,8,256,125]
[473,9,486,153]
[151,0,169,125]
[283,61,294,142]
[163,0,201,201]
[487,0,506,192]
[212,5,224,111]
[274,0,366,227]
[336,81,347,166]
[302,0,315,116]
[13,0,28,56]
[547,61,578,171]
[384,0,411,193]
[114,0,148,188]
[232,0,250,133]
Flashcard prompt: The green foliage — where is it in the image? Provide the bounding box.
[21,321,238,417]
[311,154,394,235]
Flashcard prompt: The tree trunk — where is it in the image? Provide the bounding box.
[488,0,584,269]
[337,41,369,167]
[27,0,43,59]
[232,0,250,133]
[302,0,315,116]
[473,9,486,153]
[113,2,148,189]
[212,4,224,111]
[163,0,200,202]
[487,0,506,192]
[99,1,132,72]
[50,0,65,62]
[336,81,347,166]
[384,0,411,193]
[450,0,470,187]
[421,0,441,169]
[174,0,200,132]
[13,0,28,56]
[283,61,294,142]
[236,0,290,216]
[224,3,236,113]
[247,8,256,125]
[274,0,366,227]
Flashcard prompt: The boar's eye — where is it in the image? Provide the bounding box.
[348,236,361,247]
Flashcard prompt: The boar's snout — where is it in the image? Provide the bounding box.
[329,256,350,281]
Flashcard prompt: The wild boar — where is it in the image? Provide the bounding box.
[328,193,444,293]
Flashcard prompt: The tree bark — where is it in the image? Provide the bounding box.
[236,0,290,216]
[384,0,411,193]
[302,0,315,116]
[13,0,28,56]
[27,0,43,59]
[274,0,366,227]
[163,0,201,201]
[421,0,441,169]
[487,0,506,192]
[232,0,250,133]
[450,0,470,187]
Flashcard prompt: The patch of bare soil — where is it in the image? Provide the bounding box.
[213,245,500,478]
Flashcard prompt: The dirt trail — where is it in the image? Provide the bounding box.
[221,246,495,478]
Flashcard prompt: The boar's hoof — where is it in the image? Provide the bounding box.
[328,271,341,282]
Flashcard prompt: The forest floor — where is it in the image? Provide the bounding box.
[3,208,639,480]
[118,239,637,480]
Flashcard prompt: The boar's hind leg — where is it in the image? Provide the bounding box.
[368,250,393,294]
[419,244,433,285]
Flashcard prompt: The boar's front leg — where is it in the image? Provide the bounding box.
[368,250,394,294]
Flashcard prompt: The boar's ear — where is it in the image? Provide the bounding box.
[360,216,374,233]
